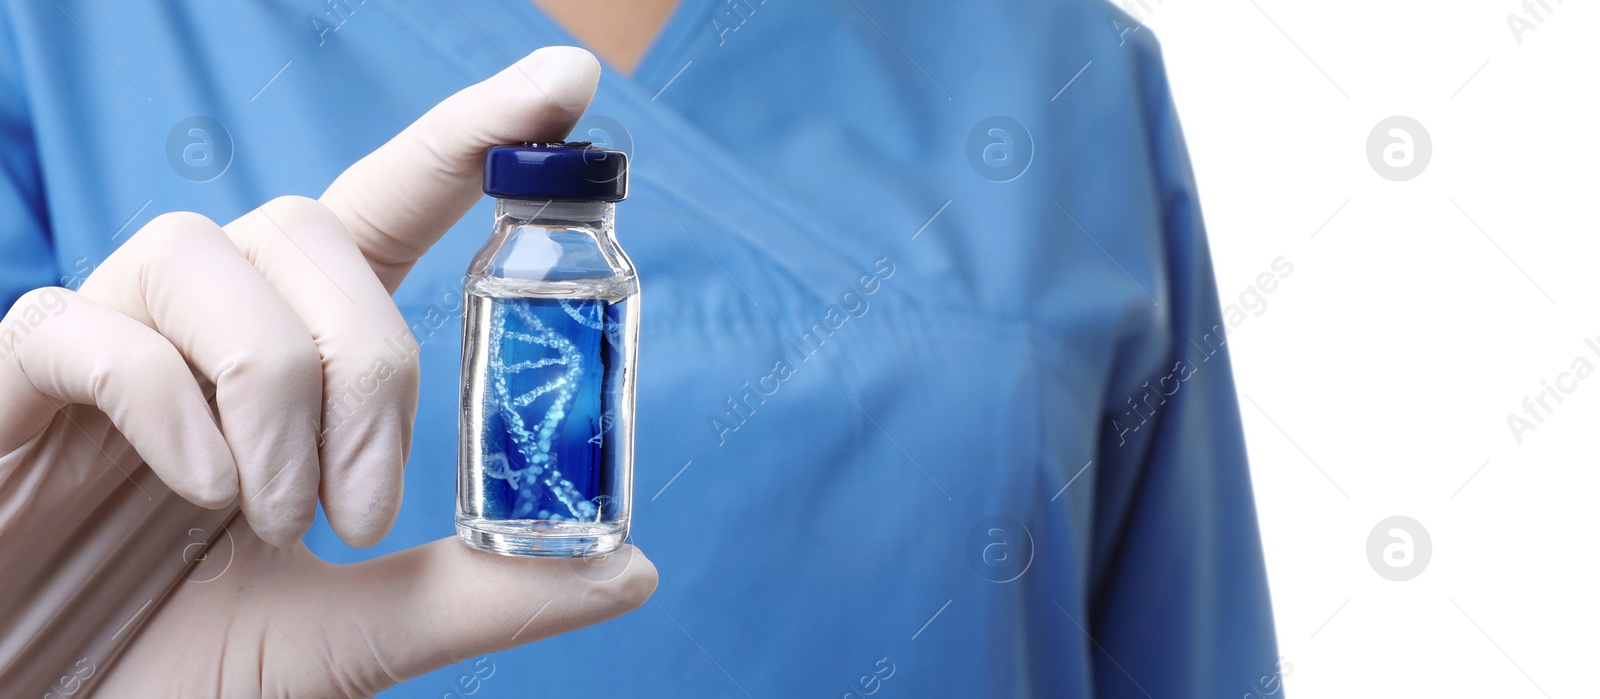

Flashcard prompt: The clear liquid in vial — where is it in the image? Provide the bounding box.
[457,274,636,556]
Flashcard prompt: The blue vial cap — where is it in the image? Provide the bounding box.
[482,142,628,201]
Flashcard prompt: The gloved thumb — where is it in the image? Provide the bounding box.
[312,540,656,692]
[321,45,603,292]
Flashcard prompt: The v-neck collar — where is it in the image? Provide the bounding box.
[392,0,722,96]
[626,0,720,90]
[383,0,906,313]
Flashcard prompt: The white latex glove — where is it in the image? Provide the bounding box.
[0,47,656,697]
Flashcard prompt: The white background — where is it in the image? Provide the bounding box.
[1142,1,1599,696]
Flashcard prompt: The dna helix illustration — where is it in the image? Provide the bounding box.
[483,299,602,522]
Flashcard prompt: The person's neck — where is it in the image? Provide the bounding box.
[532,0,682,76]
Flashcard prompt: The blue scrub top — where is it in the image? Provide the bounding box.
[0,1,1279,696]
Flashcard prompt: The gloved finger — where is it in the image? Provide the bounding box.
[330,541,656,685]
[77,212,323,546]
[0,287,237,506]
[223,196,419,547]
[321,45,601,291]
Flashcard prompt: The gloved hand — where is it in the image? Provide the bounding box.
[0,47,656,697]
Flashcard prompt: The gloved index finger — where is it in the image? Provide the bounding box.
[319,46,601,293]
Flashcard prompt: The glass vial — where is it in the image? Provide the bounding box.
[457,142,637,557]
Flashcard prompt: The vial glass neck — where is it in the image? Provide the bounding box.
[497,198,612,227]
[473,197,633,290]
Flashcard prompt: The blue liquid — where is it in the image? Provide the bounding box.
[475,296,629,523]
